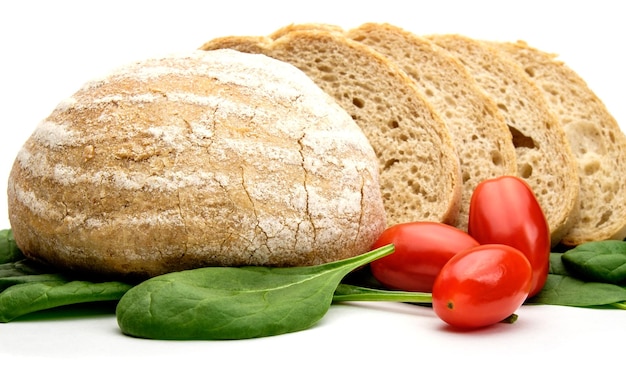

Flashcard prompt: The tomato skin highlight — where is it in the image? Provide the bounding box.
[370,222,480,292]
[432,244,533,329]
[467,176,550,297]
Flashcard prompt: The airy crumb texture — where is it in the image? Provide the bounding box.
[201,27,462,227]
[428,34,580,245]
[347,23,518,231]
[7,49,386,279]
[495,41,626,245]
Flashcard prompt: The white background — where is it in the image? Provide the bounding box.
[0,0,624,373]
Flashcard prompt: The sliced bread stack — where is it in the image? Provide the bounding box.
[345,23,518,231]
[201,26,463,227]
[427,34,581,245]
[200,23,625,246]
[493,41,626,245]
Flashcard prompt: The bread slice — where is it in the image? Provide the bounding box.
[428,34,580,245]
[346,23,518,231]
[494,40,626,245]
[200,27,463,227]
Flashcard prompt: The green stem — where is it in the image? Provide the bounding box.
[610,301,626,310]
[333,283,433,304]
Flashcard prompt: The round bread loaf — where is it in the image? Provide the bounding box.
[7,49,386,279]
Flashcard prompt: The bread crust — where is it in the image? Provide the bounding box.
[7,49,386,279]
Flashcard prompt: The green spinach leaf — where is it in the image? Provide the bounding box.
[116,244,394,340]
[547,252,570,276]
[1,259,75,294]
[527,252,626,308]
[527,274,626,307]
[561,240,626,284]
[1,256,134,322]
[0,229,23,264]
[0,279,133,322]
[1,259,63,285]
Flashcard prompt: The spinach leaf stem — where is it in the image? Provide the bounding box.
[610,301,626,310]
[333,284,432,303]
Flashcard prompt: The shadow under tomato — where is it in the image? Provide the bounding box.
[434,315,523,335]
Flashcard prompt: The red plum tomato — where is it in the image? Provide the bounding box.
[468,176,550,297]
[432,244,533,329]
[370,222,479,292]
